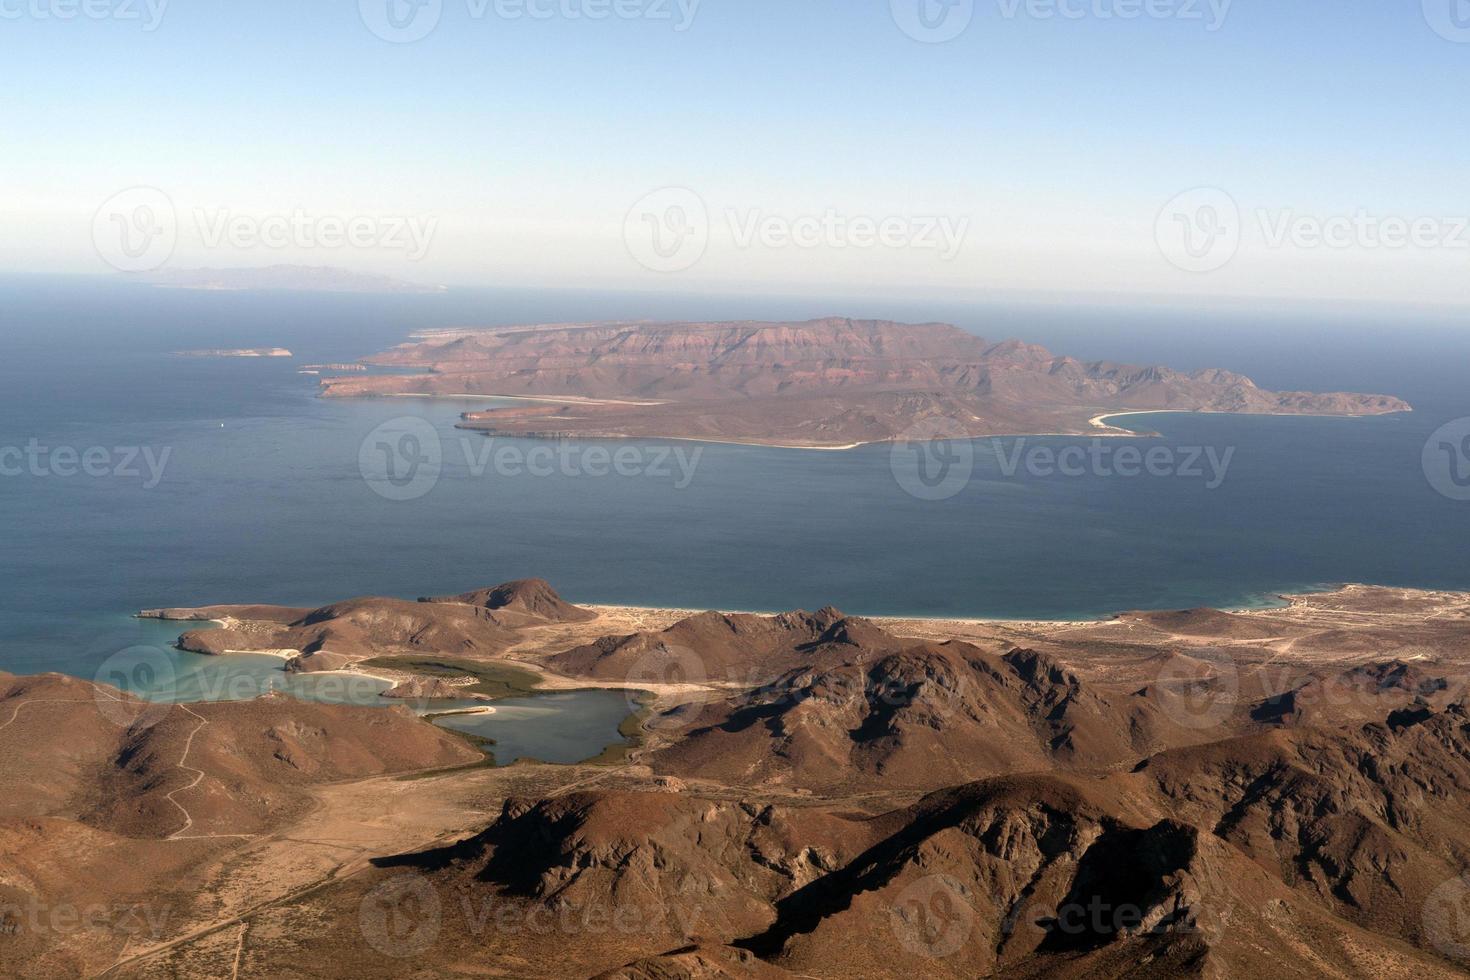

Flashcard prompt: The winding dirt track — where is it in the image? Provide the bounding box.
[91,761,627,978]
[162,704,257,842]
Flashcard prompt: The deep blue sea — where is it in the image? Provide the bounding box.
[2,275,1468,687]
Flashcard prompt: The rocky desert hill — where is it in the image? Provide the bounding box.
[0,672,478,838]
[317,319,1410,446]
[0,670,480,976]
[641,626,1209,792]
[546,607,864,685]
[143,578,594,673]
[345,703,1470,979]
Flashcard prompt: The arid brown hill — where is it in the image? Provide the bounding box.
[319,319,1410,447]
[646,635,1206,792]
[368,705,1470,978]
[421,577,598,626]
[0,671,479,976]
[0,671,478,838]
[141,578,595,672]
[546,607,865,685]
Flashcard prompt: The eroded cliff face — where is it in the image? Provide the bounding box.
[319,318,1410,446]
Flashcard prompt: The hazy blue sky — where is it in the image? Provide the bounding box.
[4,0,1468,307]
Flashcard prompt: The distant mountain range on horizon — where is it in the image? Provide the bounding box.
[127,264,446,294]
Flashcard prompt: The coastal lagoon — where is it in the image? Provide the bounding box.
[4,277,1470,691]
[90,620,637,766]
[431,690,638,767]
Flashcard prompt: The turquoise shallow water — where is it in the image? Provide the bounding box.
[91,619,635,767]
[431,689,638,766]
[2,277,1468,690]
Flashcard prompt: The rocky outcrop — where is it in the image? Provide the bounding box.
[153,579,591,663]
[644,621,1191,792]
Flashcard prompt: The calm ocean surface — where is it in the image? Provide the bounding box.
[3,275,1468,686]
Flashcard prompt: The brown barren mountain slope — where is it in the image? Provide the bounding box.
[344,706,1470,979]
[0,671,480,977]
[641,627,1214,793]
[318,319,1410,446]
[546,607,863,685]
[34,583,1470,979]
[0,672,479,838]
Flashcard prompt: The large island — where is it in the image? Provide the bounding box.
[318,318,1411,447]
